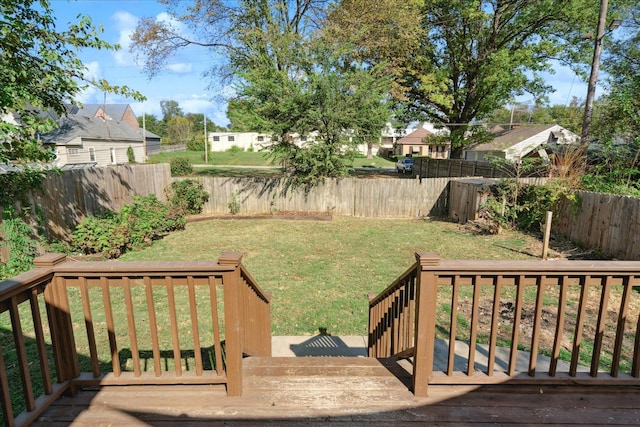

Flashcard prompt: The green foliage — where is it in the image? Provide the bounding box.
[71,212,129,259]
[165,180,210,215]
[581,138,640,196]
[166,116,193,145]
[227,145,244,153]
[0,208,38,278]
[0,167,50,207]
[401,0,606,156]
[170,158,193,176]
[71,195,185,258]
[127,146,136,163]
[484,180,577,233]
[228,191,241,215]
[186,139,204,151]
[1,0,143,163]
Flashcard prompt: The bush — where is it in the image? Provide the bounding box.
[0,208,39,278]
[170,158,193,176]
[166,180,210,215]
[227,145,244,153]
[127,146,136,163]
[187,138,204,151]
[72,212,129,258]
[71,195,186,258]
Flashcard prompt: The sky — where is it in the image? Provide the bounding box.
[50,0,591,128]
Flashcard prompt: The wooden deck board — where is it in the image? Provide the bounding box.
[33,357,640,426]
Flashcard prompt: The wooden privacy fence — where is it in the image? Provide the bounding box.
[555,191,640,260]
[0,252,270,426]
[369,252,640,396]
[194,176,451,218]
[26,164,172,241]
[413,158,543,179]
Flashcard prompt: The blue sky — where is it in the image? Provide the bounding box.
[50,0,590,128]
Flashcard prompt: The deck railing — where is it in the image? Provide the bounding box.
[0,252,270,426]
[369,252,640,396]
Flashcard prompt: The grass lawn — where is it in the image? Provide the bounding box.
[120,216,543,336]
[148,149,396,171]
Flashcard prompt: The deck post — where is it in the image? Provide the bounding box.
[412,252,440,397]
[219,252,245,396]
[38,254,81,394]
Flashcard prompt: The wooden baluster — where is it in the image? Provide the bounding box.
[550,276,569,376]
[508,276,525,376]
[187,276,203,376]
[570,276,591,377]
[487,276,503,376]
[166,276,182,377]
[591,276,612,377]
[0,344,14,426]
[10,297,35,411]
[612,276,632,377]
[144,277,162,377]
[447,276,460,376]
[79,278,100,378]
[468,275,481,377]
[30,289,53,394]
[123,277,141,377]
[100,277,120,378]
[529,276,546,376]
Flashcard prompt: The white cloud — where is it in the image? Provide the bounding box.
[75,61,102,104]
[112,11,137,66]
[166,63,193,73]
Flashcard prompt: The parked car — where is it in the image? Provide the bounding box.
[396,157,414,173]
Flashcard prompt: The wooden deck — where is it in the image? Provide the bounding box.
[33,356,640,426]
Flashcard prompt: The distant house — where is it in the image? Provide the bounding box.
[40,115,146,167]
[208,132,271,152]
[38,104,161,166]
[395,127,450,159]
[463,124,579,162]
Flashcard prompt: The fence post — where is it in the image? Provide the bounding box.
[412,252,441,397]
[38,254,81,394]
[219,251,244,396]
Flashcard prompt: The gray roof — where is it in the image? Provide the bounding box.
[39,116,142,145]
[467,124,556,152]
[76,104,130,121]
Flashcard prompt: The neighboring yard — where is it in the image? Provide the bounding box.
[148,149,396,171]
[120,216,547,336]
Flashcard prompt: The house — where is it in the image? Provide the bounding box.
[395,127,450,159]
[37,104,162,166]
[463,124,579,162]
[40,115,147,167]
[208,132,272,152]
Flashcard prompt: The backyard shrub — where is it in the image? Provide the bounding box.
[227,145,244,153]
[71,195,186,258]
[72,212,129,258]
[0,208,39,278]
[187,138,204,151]
[170,157,193,176]
[127,146,136,163]
[165,179,210,215]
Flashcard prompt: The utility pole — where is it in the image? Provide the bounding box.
[204,112,208,164]
[581,0,610,146]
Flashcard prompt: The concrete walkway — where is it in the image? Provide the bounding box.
[271,335,581,373]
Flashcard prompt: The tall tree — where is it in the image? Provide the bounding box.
[402,0,615,157]
[166,116,193,145]
[1,0,143,163]
[160,100,183,121]
[137,113,165,137]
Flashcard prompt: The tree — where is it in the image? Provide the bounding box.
[402,0,616,157]
[137,113,166,137]
[160,100,183,121]
[166,116,193,145]
[1,0,143,163]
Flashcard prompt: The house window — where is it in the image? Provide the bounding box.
[257,136,264,142]
[110,147,117,164]
[300,135,307,142]
[68,148,79,155]
[228,135,235,142]
[89,147,96,162]
[213,136,220,142]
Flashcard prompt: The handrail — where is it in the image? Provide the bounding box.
[0,251,272,425]
[368,252,640,397]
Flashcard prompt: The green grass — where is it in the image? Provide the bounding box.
[120,217,542,336]
[148,149,395,170]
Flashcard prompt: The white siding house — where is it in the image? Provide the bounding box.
[208,132,271,152]
[40,116,146,167]
[463,124,579,162]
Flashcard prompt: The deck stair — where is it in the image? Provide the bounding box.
[34,355,640,425]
